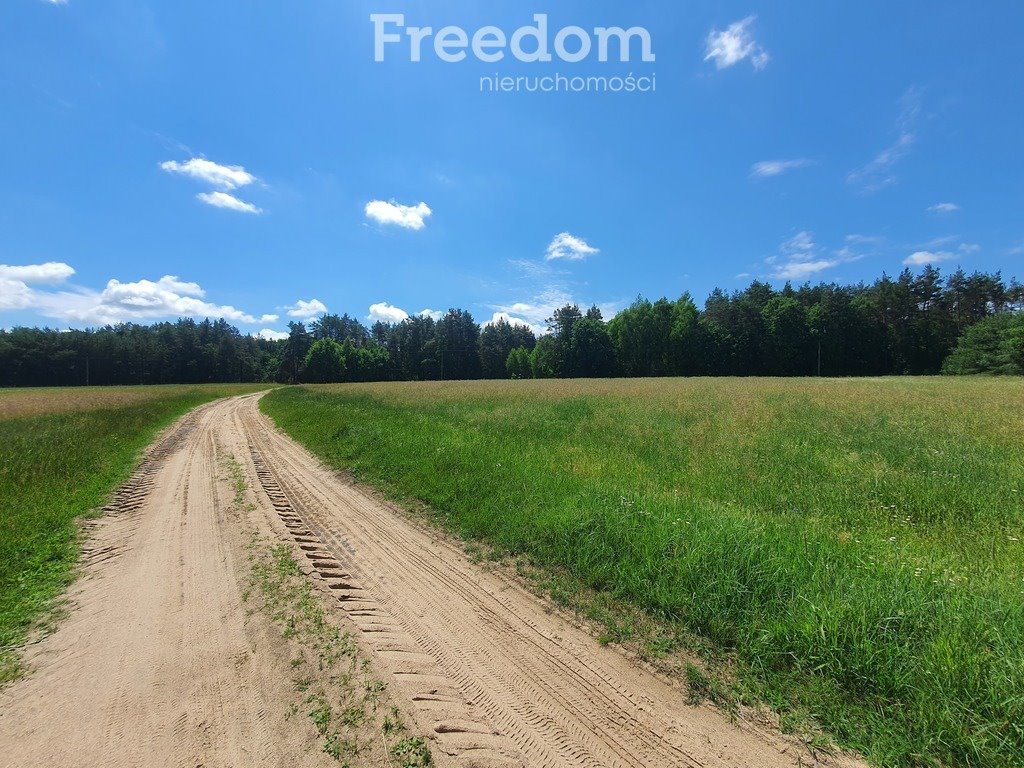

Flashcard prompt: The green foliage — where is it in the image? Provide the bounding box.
[480,318,536,379]
[0,319,283,388]
[943,313,1024,375]
[303,339,347,383]
[529,336,559,378]
[1,268,1020,388]
[263,378,1024,768]
[505,346,532,379]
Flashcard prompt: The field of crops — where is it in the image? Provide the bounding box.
[262,378,1024,768]
[0,384,269,683]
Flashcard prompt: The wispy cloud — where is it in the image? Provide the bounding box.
[764,231,864,281]
[928,202,960,213]
[847,87,923,192]
[160,158,255,190]
[545,232,599,261]
[750,159,811,178]
[704,17,770,71]
[196,191,261,214]
[364,200,432,230]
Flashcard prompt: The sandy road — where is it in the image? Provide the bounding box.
[0,394,862,768]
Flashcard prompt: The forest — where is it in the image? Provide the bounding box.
[1,266,1021,388]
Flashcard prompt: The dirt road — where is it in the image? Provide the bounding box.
[0,394,861,768]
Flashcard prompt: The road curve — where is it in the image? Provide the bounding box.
[0,394,863,768]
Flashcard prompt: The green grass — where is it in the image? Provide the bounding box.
[261,377,1024,768]
[0,384,268,682]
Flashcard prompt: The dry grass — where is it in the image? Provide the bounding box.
[0,384,239,420]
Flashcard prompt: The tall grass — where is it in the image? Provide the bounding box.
[0,384,268,683]
[262,378,1024,768]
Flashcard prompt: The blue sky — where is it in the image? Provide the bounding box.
[1,1,1022,338]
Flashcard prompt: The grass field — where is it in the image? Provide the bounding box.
[0,384,269,683]
[262,378,1024,768]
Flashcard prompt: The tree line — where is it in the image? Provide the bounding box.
[1,267,1021,388]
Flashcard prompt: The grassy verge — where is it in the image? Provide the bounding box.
[0,384,268,683]
[261,378,1024,768]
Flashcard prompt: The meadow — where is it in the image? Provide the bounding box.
[0,384,268,683]
[262,377,1024,768]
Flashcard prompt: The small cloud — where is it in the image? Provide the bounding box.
[196,191,262,214]
[750,159,810,178]
[259,313,279,323]
[256,329,288,341]
[545,232,599,262]
[367,302,409,324]
[772,259,843,281]
[704,16,769,71]
[418,308,443,321]
[364,200,432,230]
[959,243,980,254]
[484,312,543,335]
[904,250,955,266]
[161,158,255,190]
[284,299,327,319]
[928,202,960,213]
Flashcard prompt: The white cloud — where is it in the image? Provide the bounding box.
[484,312,543,335]
[0,279,34,311]
[491,287,577,335]
[847,88,922,192]
[904,251,955,266]
[704,17,769,71]
[364,200,432,230]
[545,232,599,261]
[259,313,279,323]
[256,328,288,341]
[418,308,443,321]
[196,191,262,214]
[929,202,960,213]
[41,275,267,326]
[0,261,75,285]
[160,158,255,190]
[0,262,76,311]
[284,299,328,320]
[750,159,810,178]
[367,302,409,324]
[959,242,981,254]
